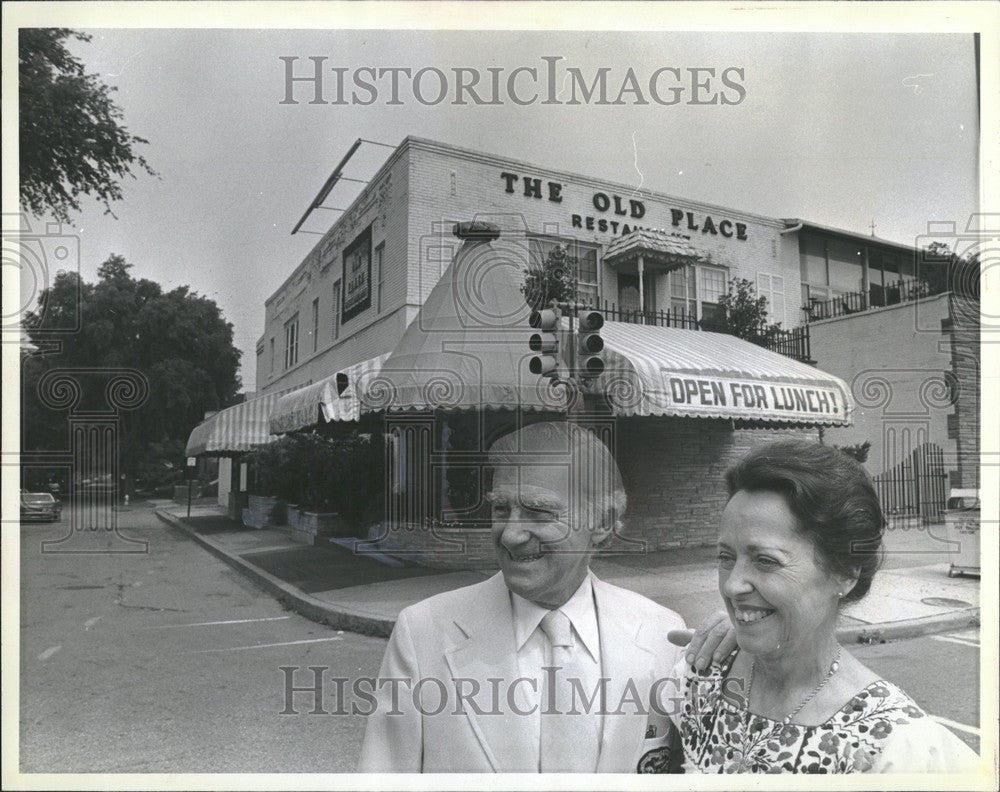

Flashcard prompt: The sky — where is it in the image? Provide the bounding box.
[18,24,981,390]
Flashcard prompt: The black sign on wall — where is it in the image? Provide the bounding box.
[342,224,372,322]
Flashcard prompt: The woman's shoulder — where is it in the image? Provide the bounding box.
[830,678,978,773]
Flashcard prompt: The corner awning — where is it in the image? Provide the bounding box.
[185,390,286,457]
[269,353,390,434]
[598,322,853,426]
[604,228,702,269]
[362,233,567,414]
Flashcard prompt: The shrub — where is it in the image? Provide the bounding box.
[245,431,384,527]
[521,244,579,309]
[834,441,872,464]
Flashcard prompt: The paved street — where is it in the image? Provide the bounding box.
[19,502,981,772]
[19,503,385,773]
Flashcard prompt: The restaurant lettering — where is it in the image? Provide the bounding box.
[500,171,748,241]
[667,376,840,416]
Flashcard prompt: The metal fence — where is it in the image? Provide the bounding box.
[802,279,936,323]
[594,301,813,364]
[873,442,948,522]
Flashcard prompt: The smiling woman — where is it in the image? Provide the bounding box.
[668,440,978,774]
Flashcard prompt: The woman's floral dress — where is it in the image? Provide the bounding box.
[670,651,976,773]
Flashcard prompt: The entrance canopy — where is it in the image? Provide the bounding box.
[604,228,702,271]
[599,321,853,426]
[185,391,286,457]
[269,354,390,434]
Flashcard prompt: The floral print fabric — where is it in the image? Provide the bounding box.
[674,652,929,773]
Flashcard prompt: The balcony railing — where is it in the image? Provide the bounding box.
[802,278,936,323]
[593,301,814,364]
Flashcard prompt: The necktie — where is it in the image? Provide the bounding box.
[538,609,600,772]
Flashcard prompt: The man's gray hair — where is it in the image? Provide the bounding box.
[487,421,626,543]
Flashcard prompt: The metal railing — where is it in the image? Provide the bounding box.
[593,301,813,364]
[802,278,935,323]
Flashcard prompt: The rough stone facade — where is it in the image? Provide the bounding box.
[947,292,980,489]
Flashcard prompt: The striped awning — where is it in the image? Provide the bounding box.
[269,354,390,434]
[185,391,286,457]
[598,321,853,426]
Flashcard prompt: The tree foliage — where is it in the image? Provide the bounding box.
[521,245,580,309]
[714,277,783,343]
[919,242,980,302]
[246,432,383,524]
[22,256,241,493]
[834,441,872,464]
[19,28,157,223]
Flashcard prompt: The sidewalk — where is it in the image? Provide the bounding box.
[153,502,980,641]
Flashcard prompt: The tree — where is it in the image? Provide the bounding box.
[22,255,241,495]
[714,277,783,343]
[521,245,580,309]
[919,242,980,302]
[19,28,157,223]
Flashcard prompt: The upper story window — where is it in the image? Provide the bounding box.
[667,264,729,324]
[269,337,275,375]
[311,298,319,353]
[528,236,600,307]
[757,272,786,327]
[332,280,342,341]
[283,314,299,370]
[375,242,385,313]
[799,232,915,309]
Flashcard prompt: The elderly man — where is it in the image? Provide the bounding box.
[358,420,728,773]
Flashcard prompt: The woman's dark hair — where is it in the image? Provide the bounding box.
[725,440,885,603]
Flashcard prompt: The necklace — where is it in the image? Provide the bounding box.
[744,645,842,726]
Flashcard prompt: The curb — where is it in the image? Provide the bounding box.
[836,609,980,644]
[157,508,980,643]
[154,509,394,638]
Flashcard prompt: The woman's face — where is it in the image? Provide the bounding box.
[717,489,850,661]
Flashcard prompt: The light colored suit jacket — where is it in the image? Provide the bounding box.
[358,572,686,773]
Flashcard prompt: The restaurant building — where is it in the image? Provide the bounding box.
[187,136,976,561]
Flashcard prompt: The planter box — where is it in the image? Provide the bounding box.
[299,511,351,537]
[246,494,287,527]
[277,510,350,545]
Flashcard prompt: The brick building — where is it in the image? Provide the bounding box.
[187,136,978,564]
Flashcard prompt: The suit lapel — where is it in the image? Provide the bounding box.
[592,576,656,773]
[444,573,537,772]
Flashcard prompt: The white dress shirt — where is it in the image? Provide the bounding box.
[509,573,603,770]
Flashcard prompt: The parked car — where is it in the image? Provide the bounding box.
[20,491,62,523]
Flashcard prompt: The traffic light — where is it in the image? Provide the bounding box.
[576,310,605,380]
[528,306,562,380]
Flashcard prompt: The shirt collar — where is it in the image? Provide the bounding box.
[510,572,599,660]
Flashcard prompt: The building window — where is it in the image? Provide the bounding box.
[528,236,600,306]
[332,280,341,341]
[757,272,786,326]
[667,264,729,323]
[375,242,385,313]
[311,298,319,353]
[283,314,299,370]
[269,337,275,375]
[342,225,372,322]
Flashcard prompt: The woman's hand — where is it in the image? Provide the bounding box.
[667,610,737,671]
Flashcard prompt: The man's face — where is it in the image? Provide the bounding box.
[488,462,602,609]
